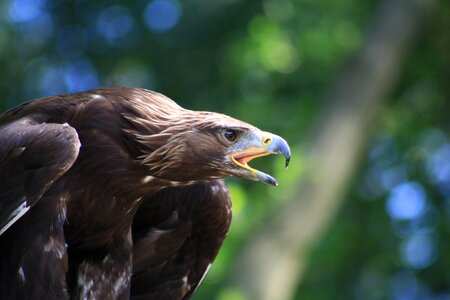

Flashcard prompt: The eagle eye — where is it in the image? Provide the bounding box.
[223,129,238,142]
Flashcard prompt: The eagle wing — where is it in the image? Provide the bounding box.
[0,117,80,235]
[130,179,232,300]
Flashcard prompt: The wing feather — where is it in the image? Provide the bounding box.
[0,117,80,235]
[130,180,232,300]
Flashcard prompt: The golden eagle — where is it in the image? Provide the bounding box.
[0,87,290,299]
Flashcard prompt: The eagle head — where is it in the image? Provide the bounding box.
[127,90,291,186]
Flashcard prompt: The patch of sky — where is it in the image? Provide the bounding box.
[96,6,135,47]
[400,231,437,269]
[386,182,427,221]
[7,0,47,23]
[143,0,181,33]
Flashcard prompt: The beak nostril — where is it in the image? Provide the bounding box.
[264,138,272,145]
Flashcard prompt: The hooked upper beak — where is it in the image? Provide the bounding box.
[231,132,291,186]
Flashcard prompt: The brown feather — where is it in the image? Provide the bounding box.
[0,87,266,300]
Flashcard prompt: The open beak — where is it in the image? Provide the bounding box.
[231,133,291,186]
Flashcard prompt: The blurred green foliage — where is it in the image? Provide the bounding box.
[0,0,448,299]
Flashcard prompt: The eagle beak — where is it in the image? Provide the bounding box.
[231,133,291,186]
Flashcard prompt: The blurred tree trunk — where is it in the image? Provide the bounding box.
[228,0,435,299]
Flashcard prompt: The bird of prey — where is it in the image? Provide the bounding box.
[0,87,290,299]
